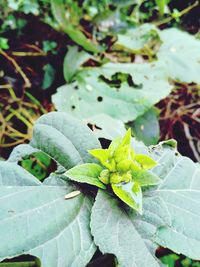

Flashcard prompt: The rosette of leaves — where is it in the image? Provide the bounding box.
[66,129,160,214]
[0,112,200,267]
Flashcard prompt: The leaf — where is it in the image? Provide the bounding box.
[134,154,157,170]
[158,28,200,83]
[120,128,131,147]
[42,64,55,90]
[8,144,39,163]
[0,37,9,49]
[30,112,100,169]
[112,181,143,213]
[0,165,96,267]
[115,24,159,52]
[86,113,126,140]
[65,163,106,189]
[91,190,163,267]
[52,61,172,122]
[88,149,110,166]
[0,161,41,186]
[132,170,161,186]
[63,46,91,83]
[149,144,200,260]
[51,0,100,53]
[131,108,160,146]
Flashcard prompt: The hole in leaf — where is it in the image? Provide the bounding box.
[97,96,103,102]
[71,105,76,110]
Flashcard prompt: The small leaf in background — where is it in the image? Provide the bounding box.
[112,181,143,213]
[42,40,58,54]
[63,46,91,83]
[42,64,56,90]
[160,253,179,267]
[131,108,160,146]
[0,37,9,49]
[65,163,106,189]
[21,152,51,181]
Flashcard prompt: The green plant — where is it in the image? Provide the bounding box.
[0,111,200,267]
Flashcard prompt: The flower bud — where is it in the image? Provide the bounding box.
[99,169,110,185]
[122,171,132,183]
[117,159,133,172]
[114,145,130,163]
[110,173,123,184]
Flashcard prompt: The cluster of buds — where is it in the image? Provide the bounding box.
[89,129,143,186]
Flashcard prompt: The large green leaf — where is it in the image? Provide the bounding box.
[85,113,127,140]
[115,24,200,84]
[91,190,164,267]
[52,61,171,122]
[158,28,200,84]
[0,161,41,186]
[0,165,95,267]
[150,145,200,259]
[30,112,100,169]
[115,24,159,52]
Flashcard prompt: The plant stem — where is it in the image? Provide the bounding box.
[154,1,198,26]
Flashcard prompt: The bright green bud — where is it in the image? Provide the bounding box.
[99,169,110,185]
[117,159,133,172]
[110,173,123,184]
[122,171,132,183]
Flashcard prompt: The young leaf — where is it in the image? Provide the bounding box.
[88,149,110,166]
[135,154,157,170]
[112,181,142,213]
[132,170,161,186]
[65,163,106,189]
[120,128,131,147]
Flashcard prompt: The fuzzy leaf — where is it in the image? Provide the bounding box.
[158,28,200,83]
[91,190,162,267]
[52,61,171,122]
[30,112,100,169]
[0,165,95,267]
[65,163,106,189]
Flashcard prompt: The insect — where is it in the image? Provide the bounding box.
[64,190,81,199]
